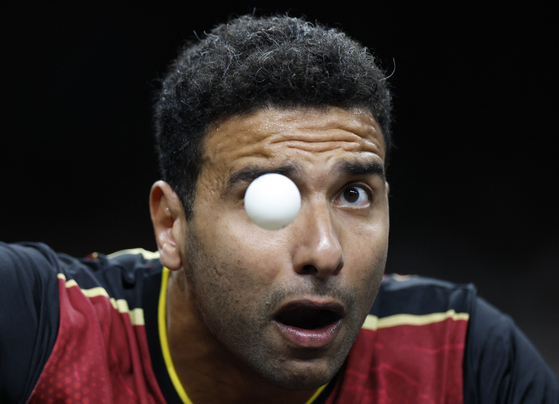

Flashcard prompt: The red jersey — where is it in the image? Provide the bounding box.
[1,243,557,403]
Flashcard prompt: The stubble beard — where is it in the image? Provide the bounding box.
[183,227,386,390]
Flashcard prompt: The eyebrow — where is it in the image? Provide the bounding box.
[224,163,301,195]
[335,161,385,180]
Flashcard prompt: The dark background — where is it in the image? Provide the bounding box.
[1,2,557,376]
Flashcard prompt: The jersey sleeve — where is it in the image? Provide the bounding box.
[464,296,559,403]
[0,242,61,404]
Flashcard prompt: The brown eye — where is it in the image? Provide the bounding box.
[339,186,369,207]
[344,188,360,203]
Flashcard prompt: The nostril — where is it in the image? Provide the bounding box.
[302,264,318,274]
[297,259,343,277]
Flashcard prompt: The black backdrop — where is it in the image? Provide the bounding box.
[1,2,557,375]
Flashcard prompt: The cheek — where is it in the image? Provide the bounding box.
[196,211,294,285]
[342,218,389,257]
[339,220,388,290]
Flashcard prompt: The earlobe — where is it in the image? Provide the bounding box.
[149,180,185,271]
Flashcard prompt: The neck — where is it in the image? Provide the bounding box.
[165,269,322,404]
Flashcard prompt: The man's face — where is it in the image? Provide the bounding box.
[181,107,389,389]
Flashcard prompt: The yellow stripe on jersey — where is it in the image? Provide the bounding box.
[158,267,193,404]
[361,309,470,331]
[304,383,329,404]
[56,273,145,326]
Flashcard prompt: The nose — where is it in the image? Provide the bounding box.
[291,202,344,280]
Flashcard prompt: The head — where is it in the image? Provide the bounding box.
[151,14,392,391]
[154,14,392,219]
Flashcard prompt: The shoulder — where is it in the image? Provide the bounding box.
[0,242,164,404]
[57,247,163,301]
[0,242,67,403]
[464,296,559,403]
[326,275,558,403]
[354,274,559,403]
[0,242,163,302]
[0,241,64,283]
[373,273,477,317]
[0,242,161,276]
[0,242,65,324]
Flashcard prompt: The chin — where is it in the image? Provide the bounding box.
[258,356,342,391]
[270,373,332,391]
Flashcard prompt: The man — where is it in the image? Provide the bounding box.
[0,14,557,404]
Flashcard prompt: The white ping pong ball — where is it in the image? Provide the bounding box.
[244,173,301,230]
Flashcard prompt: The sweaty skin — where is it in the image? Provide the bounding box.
[150,106,390,404]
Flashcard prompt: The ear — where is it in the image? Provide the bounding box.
[150,180,186,271]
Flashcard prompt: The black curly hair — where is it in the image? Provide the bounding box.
[154,14,393,218]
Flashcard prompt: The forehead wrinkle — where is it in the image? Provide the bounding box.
[281,140,375,154]
[264,125,383,157]
[265,107,383,148]
[204,107,384,159]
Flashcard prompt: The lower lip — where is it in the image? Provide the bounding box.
[274,320,341,348]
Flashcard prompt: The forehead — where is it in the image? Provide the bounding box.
[201,107,385,176]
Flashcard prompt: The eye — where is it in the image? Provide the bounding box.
[337,185,370,207]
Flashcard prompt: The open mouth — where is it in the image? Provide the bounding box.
[273,301,344,347]
[274,303,343,330]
